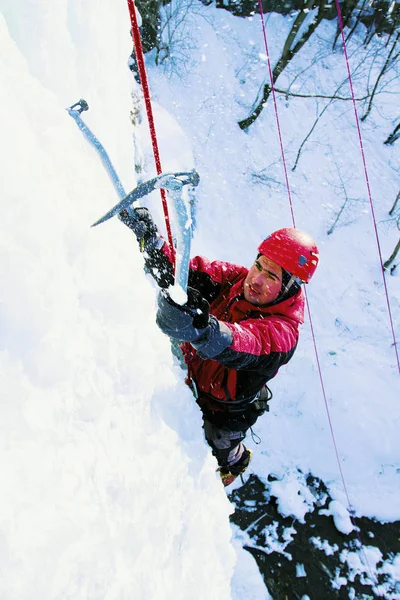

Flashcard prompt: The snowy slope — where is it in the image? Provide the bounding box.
[0,0,399,598]
[0,2,255,598]
[148,2,399,521]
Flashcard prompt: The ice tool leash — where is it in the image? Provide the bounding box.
[67,99,199,303]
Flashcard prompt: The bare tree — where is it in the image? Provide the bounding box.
[385,1,400,45]
[343,0,369,44]
[332,0,359,49]
[384,233,400,271]
[292,100,334,172]
[135,0,163,53]
[384,121,400,145]
[292,49,372,171]
[251,159,288,192]
[326,161,367,235]
[361,32,400,121]
[389,189,400,216]
[154,0,211,77]
[363,0,400,45]
[383,189,400,272]
[332,0,400,47]
[238,0,332,131]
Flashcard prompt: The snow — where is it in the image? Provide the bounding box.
[268,470,316,523]
[261,522,296,559]
[1,0,399,598]
[310,536,339,556]
[148,4,400,522]
[231,538,273,600]
[339,545,400,597]
[0,2,238,598]
[319,500,355,535]
[296,563,307,578]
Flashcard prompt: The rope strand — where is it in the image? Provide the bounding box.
[257,6,296,227]
[334,0,399,374]
[256,0,379,586]
[127,0,175,265]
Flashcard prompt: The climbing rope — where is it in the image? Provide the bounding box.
[256,4,296,227]
[334,0,399,374]
[126,0,175,265]
[256,0,380,585]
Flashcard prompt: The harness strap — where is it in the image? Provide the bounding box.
[196,384,273,414]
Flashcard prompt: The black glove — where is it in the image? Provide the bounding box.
[119,207,161,252]
[156,287,210,342]
[156,287,233,358]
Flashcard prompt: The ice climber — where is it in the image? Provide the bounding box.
[121,208,319,486]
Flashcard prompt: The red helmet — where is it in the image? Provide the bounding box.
[258,228,319,283]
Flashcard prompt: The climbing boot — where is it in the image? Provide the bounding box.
[217,448,252,487]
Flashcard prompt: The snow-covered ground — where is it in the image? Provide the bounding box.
[0,0,399,598]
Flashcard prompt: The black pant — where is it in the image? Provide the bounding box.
[201,404,262,468]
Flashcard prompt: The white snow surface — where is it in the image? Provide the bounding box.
[0,0,399,598]
[319,500,355,535]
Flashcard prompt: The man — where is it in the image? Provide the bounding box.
[121,208,319,486]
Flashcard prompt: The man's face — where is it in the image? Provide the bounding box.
[244,255,283,306]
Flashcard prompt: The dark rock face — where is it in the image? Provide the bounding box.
[229,473,400,599]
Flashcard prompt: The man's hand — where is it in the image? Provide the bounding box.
[156,287,210,342]
[119,207,162,252]
[156,287,233,358]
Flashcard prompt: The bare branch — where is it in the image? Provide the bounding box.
[384,237,400,271]
[238,0,329,131]
[384,121,400,146]
[274,87,370,101]
[292,60,367,171]
[292,101,332,172]
[325,161,367,235]
[361,32,400,121]
[389,190,400,217]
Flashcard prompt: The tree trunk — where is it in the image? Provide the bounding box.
[384,237,400,271]
[333,0,358,49]
[384,122,400,146]
[385,2,400,46]
[389,190,400,216]
[238,0,329,130]
[135,0,163,53]
[344,0,368,44]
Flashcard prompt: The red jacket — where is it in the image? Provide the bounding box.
[146,246,304,405]
[182,255,304,404]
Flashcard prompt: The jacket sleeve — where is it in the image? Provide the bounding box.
[144,242,243,303]
[141,241,174,289]
[193,315,299,370]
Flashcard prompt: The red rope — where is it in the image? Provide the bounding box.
[256,1,379,586]
[334,0,399,374]
[127,0,175,265]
